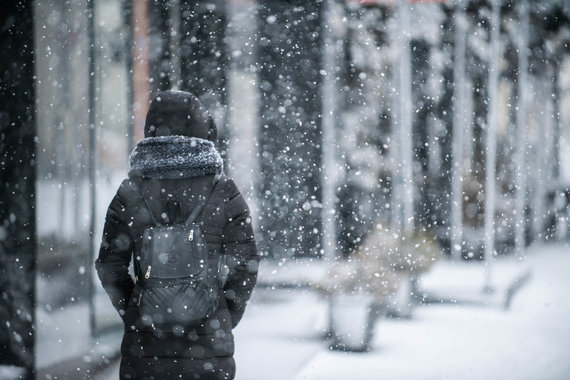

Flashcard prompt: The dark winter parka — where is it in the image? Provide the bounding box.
[96,91,259,380]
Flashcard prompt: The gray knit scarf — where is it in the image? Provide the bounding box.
[128,135,223,179]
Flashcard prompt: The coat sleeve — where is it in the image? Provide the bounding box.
[95,183,135,319]
[221,179,260,328]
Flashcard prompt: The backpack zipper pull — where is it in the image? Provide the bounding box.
[137,292,143,306]
[145,265,151,279]
[188,229,194,241]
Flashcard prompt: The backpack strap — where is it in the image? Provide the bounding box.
[138,187,163,226]
[184,173,222,227]
[134,173,223,227]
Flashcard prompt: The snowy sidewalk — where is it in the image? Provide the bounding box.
[237,244,570,380]
[96,244,570,380]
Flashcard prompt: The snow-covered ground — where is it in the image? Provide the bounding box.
[96,243,570,380]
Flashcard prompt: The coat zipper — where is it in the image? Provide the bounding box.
[188,229,194,241]
[145,265,152,279]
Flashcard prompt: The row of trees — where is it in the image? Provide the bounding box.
[145,0,569,259]
[32,0,570,262]
[327,0,570,261]
[32,0,570,263]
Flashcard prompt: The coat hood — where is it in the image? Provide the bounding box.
[144,90,217,141]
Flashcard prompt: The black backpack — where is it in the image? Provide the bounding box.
[134,177,221,327]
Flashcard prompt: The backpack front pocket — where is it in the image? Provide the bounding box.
[141,225,207,279]
[138,281,219,326]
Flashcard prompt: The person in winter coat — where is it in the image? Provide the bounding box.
[96,90,259,380]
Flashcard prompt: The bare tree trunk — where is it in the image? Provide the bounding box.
[257,1,324,258]
[321,0,340,261]
[397,0,414,234]
[484,0,501,291]
[514,0,529,257]
[451,1,467,260]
